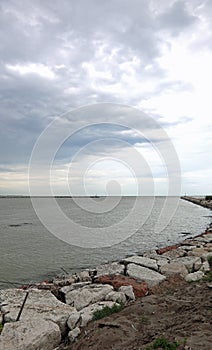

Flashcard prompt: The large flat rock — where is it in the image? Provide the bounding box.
[160,262,188,278]
[0,288,75,335]
[123,256,158,271]
[127,264,166,287]
[64,284,113,310]
[194,234,212,244]
[0,318,61,350]
[172,256,202,273]
[185,271,204,282]
[95,262,124,277]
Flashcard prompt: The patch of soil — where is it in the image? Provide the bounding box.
[63,276,212,350]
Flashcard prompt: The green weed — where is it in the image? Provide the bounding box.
[207,255,212,268]
[145,336,180,350]
[140,316,150,325]
[0,323,3,334]
[203,270,212,282]
[92,302,124,321]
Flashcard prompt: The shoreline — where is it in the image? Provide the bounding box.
[181,195,212,209]
[0,221,212,349]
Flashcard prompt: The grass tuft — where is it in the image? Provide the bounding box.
[145,337,180,350]
[207,255,212,268]
[0,323,3,334]
[203,270,212,282]
[92,302,124,321]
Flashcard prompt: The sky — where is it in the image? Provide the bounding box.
[0,0,211,196]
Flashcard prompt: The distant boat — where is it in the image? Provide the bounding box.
[90,194,100,198]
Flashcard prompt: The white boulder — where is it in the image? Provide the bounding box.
[160,262,188,278]
[105,291,126,304]
[118,285,135,300]
[0,318,61,350]
[123,256,158,271]
[172,256,202,273]
[0,288,75,335]
[95,262,124,277]
[64,284,113,310]
[185,271,204,282]
[67,311,81,330]
[68,327,81,342]
[127,264,166,287]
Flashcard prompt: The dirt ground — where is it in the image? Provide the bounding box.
[63,276,212,350]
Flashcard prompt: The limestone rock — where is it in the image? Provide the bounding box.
[172,256,202,273]
[194,258,202,271]
[200,260,210,273]
[180,245,197,251]
[60,281,91,295]
[160,262,188,278]
[185,271,204,282]
[156,258,170,269]
[142,250,157,258]
[201,252,212,261]
[68,327,81,342]
[123,256,158,271]
[79,270,91,282]
[105,291,126,304]
[162,249,182,259]
[64,284,113,310]
[194,234,212,244]
[127,264,166,287]
[53,276,75,287]
[188,247,206,257]
[67,311,81,330]
[95,262,124,277]
[0,318,61,350]
[0,288,75,335]
[118,285,135,300]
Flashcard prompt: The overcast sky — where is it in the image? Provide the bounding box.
[0,0,211,196]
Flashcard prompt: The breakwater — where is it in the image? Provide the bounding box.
[0,228,212,349]
[181,196,212,209]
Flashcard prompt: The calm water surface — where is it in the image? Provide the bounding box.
[0,197,211,289]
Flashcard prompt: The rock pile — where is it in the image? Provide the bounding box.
[0,232,211,350]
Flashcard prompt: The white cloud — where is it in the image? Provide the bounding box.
[6,63,56,79]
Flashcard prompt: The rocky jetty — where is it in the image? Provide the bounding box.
[0,229,212,350]
[181,195,212,209]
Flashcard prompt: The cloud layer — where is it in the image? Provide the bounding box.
[0,0,211,195]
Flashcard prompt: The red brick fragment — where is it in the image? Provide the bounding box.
[96,274,148,298]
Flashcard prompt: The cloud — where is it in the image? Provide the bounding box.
[0,0,211,194]
[157,1,198,35]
